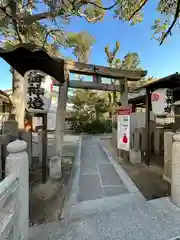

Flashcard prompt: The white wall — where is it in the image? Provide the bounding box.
[130,111,155,130]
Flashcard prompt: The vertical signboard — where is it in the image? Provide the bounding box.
[117,107,131,151]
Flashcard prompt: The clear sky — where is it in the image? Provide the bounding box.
[1,1,180,90]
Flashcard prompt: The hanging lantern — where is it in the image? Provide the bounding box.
[151,88,173,116]
[24,70,53,114]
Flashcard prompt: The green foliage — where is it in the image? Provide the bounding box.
[151,19,169,42]
[69,89,111,133]
[67,31,95,63]
[105,41,120,67]
[0,0,179,48]
[70,89,108,120]
[114,0,144,25]
[113,0,180,44]
[83,119,112,134]
[71,118,112,134]
[121,52,140,69]
[83,0,105,23]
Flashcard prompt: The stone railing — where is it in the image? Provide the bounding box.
[0,140,29,240]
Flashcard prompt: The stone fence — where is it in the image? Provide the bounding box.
[0,140,29,240]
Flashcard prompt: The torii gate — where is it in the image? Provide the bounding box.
[0,43,147,182]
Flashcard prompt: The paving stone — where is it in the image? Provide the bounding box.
[103,185,128,197]
[98,164,123,186]
[77,174,103,202]
[80,159,97,175]
[93,145,109,164]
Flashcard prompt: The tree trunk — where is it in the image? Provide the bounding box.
[11,68,25,129]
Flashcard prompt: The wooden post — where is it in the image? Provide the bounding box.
[131,103,136,113]
[42,114,48,183]
[145,88,151,165]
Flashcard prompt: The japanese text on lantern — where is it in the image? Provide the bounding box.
[164,89,173,114]
[27,71,45,110]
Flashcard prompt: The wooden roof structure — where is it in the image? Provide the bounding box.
[136,73,180,91]
[0,43,147,83]
[128,89,146,106]
[0,90,11,104]
[131,73,180,166]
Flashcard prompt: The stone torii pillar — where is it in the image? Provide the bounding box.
[50,66,69,179]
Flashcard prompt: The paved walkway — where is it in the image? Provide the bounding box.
[29,136,180,240]
[77,136,128,202]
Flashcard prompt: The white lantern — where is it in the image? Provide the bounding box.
[151,88,173,116]
[24,70,53,114]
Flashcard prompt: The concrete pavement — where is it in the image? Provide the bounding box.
[29,135,180,240]
[77,136,129,202]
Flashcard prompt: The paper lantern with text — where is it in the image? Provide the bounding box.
[151,88,173,116]
[24,70,53,114]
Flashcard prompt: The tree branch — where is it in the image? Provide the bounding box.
[0,6,22,43]
[85,1,118,10]
[160,0,180,45]
[42,29,63,47]
[0,0,118,27]
[12,19,22,43]
[77,10,102,22]
[128,0,148,20]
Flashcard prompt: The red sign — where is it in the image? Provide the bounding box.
[151,93,159,102]
[117,107,131,115]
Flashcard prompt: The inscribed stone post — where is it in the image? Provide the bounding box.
[2,120,18,140]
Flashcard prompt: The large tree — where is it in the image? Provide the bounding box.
[0,0,179,49]
[104,41,142,116]
[104,41,121,117]
[0,0,179,47]
[70,89,108,126]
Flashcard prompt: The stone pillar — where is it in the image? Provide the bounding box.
[2,120,18,139]
[154,127,163,155]
[129,128,141,164]
[171,133,180,207]
[6,140,29,240]
[51,81,68,179]
[19,130,32,166]
[163,131,173,183]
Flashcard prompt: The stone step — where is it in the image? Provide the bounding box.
[63,192,145,221]
[29,197,180,240]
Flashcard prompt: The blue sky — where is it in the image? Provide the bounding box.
[1,1,180,90]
